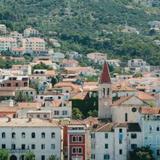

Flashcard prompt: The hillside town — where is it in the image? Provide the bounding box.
[0,25,159,160]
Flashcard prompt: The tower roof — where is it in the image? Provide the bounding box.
[99,62,111,84]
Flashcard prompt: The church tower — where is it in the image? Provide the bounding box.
[98,62,112,119]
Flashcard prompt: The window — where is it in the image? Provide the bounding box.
[37,114,40,118]
[105,144,108,149]
[132,107,137,112]
[41,132,45,138]
[11,144,16,150]
[54,111,59,115]
[58,96,61,99]
[22,132,25,138]
[31,144,35,149]
[21,144,25,150]
[91,133,95,139]
[2,132,5,138]
[103,88,105,97]
[119,149,122,155]
[119,129,122,133]
[2,144,6,149]
[12,132,16,139]
[41,155,45,160]
[62,110,67,115]
[43,114,47,118]
[51,144,55,149]
[131,144,137,150]
[41,144,45,150]
[131,133,137,139]
[107,88,110,96]
[105,133,108,139]
[157,127,160,131]
[125,113,128,122]
[31,132,35,138]
[72,136,83,142]
[104,154,110,160]
[119,139,122,144]
[91,154,95,159]
[51,132,55,138]
[157,149,160,156]
[72,147,83,154]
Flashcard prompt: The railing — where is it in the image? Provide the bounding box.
[9,149,30,154]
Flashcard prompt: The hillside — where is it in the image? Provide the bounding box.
[0,0,160,65]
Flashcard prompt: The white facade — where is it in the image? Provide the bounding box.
[22,38,45,52]
[141,114,160,159]
[0,118,63,160]
[24,28,39,37]
[111,96,146,123]
[91,123,142,160]
[0,37,17,51]
[0,24,7,34]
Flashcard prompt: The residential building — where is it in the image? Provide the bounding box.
[0,76,29,88]
[0,24,7,34]
[0,118,63,160]
[63,124,87,160]
[87,52,107,64]
[0,37,17,51]
[24,27,39,37]
[22,38,45,52]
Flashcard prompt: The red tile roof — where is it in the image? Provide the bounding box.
[99,62,111,84]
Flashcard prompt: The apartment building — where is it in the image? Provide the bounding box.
[24,27,39,37]
[0,37,17,51]
[22,38,45,52]
[0,118,63,160]
[63,124,87,160]
[0,76,29,88]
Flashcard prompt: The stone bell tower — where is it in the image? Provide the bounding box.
[98,62,112,119]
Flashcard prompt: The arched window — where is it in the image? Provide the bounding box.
[12,132,16,139]
[31,132,35,138]
[41,132,45,138]
[51,132,55,138]
[21,132,25,138]
[2,132,5,138]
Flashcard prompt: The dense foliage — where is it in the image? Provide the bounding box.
[129,146,154,160]
[0,0,160,65]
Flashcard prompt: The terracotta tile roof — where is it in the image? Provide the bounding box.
[112,84,135,92]
[112,96,133,106]
[0,118,59,127]
[95,123,115,132]
[71,92,88,100]
[140,107,160,115]
[137,91,155,101]
[99,62,111,84]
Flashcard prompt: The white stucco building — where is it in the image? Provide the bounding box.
[0,118,63,160]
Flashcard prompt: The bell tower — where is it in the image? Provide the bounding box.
[98,62,112,119]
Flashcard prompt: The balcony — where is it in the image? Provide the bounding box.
[9,149,30,154]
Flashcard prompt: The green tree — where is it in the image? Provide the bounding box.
[24,151,35,160]
[0,149,9,160]
[15,91,33,102]
[72,108,83,119]
[32,62,52,70]
[88,109,98,117]
[48,155,58,160]
[129,146,154,160]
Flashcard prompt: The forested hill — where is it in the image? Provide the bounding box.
[0,0,160,65]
